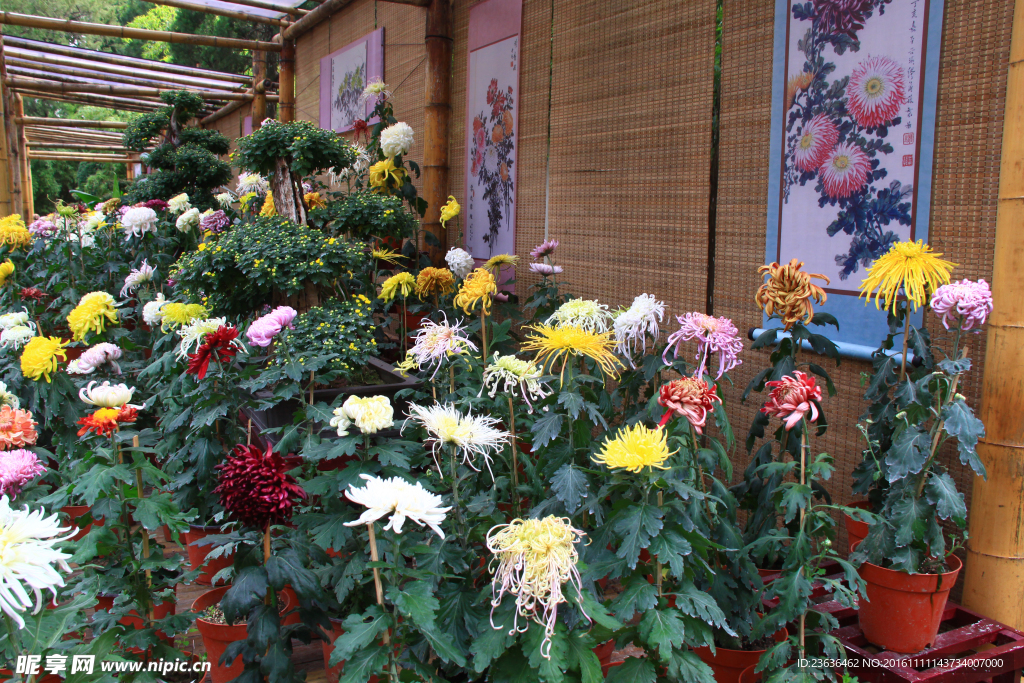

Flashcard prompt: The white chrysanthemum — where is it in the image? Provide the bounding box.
[405,315,478,379]
[120,207,158,241]
[175,208,201,232]
[360,77,392,104]
[79,381,136,408]
[167,193,192,214]
[330,395,394,436]
[0,382,19,410]
[0,497,74,628]
[380,122,414,159]
[331,143,371,185]
[0,311,29,331]
[236,173,269,196]
[81,211,106,231]
[142,294,167,326]
[0,326,35,351]
[613,293,666,361]
[177,316,227,358]
[404,403,510,475]
[120,259,156,298]
[481,353,552,413]
[445,248,475,279]
[215,193,233,209]
[68,343,122,376]
[344,474,449,538]
[546,299,612,333]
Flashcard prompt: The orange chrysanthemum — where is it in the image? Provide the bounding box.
[76,406,138,438]
[0,407,38,450]
[755,258,829,331]
[415,267,455,299]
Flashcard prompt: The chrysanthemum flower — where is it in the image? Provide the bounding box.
[187,326,243,380]
[454,269,498,315]
[762,371,822,430]
[0,497,74,628]
[440,196,461,228]
[176,207,201,232]
[143,294,167,327]
[67,291,119,341]
[0,382,19,410]
[236,173,269,196]
[178,317,229,358]
[483,254,519,274]
[481,353,551,413]
[0,216,32,249]
[18,288,46,303]
[260,193,277,217]
[20,337,67,383]
[369,158,407,193]
[793,114,838,173]
[415,267,456,299]
[0,325,35,351]
[522,324,623,382]
[930,278,993,331]
[199,209,230,233]
[332,143,371,184]
[167,193,191,214]
[846,55,906,129]
[657,377,721,433]
[663,312,744,379]
[0,260,14,286]
[445,248,475,279]
[79,381,137,409]
[245,306,297,348]
[404,315,478,378]
[380,122,415,158]
[28,218,57,238]
[859,240,956,313]
[67,343,122,375]
[216,192,233,208]
[756,259,829,330]
[786,71,813,110]
[0,311,28,331]
[819,142,871,199]
[0,450,44,497]
[76,405,138,437]
[360,77,391,104]
[530,239,559,260]
[330,395,394,436]
[0,407,37,450]
[546,299,612,333]
[404,403,510,474]
[304,192,327,211]
[612,294,665,361]
[344,474,448,538]
[159,302,209,332]
[120,260,156,298]
[371,246,403,265]
[594,424,675,472]
[120,207,158,241]
[379,271,416,304]
[486,516,586,659]
[529,262,563,276]
[214,444,307,529]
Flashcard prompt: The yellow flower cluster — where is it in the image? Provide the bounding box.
[260,193,276,217]
[67,291,119,341]
[0,260,14,286]
[594,424,675,473]
[454,268,497,315]
[160,303,209,331]
[415,267,455,299]
[379,272,416,304]
[859,240,956,313]
[0,215,32,249]
[20,336,68,383]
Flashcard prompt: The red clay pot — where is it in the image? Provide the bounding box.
[95,594,177,649]
[739,664,762,683]
[857,549,962,654]
[194,585,296,683]
[693,628,788,683]
[321,618,379,683]
[592,639,624,676]
[62,505,102,542]
[844,500,873,550]
[186,525,235,586]
[0,671,61,683]
[403,311,426,331]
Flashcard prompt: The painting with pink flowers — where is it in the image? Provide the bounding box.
[776,0,932,294]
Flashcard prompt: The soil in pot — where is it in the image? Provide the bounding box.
[186,526,235,586]
[693,628,788,683]
[844,500,873,550]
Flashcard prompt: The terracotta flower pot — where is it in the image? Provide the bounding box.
[857,549,962,654]
[194,585,296,683]
[739,664,762,683]
[321,618,379,683]
[62,505,103,542]
[693,628,788,683]
[0,671,61,683]
[592,639,624,676]
[844,500,873,550]
[186,525,235,586]
[95,593,177,649]
[403,310,427,332]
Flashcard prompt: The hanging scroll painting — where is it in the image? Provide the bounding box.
[319,28,384,133]
[464,0,522,260]
[766,0,944,351]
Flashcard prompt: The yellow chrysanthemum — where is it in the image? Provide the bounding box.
[304,191,327,210]
[239,192,258,210]
[368,158,407,194]
[415,267,455,298]
[159,302,209,331]
[594,424,675,473]
[483,253,519,273]
[67,291,119,341]
[20,336,68,383]
[0,215,32,249]
[371,247,403,265]
[440,196,460,228]
[859,240,956,314]
[0,260,14,286]
[453,268,497,315]
[755,258,829,331]
[260,193,276,217]
[379,272,416,304]
[521,324,623,383]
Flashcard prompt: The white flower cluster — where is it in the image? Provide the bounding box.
[380,122,414,159]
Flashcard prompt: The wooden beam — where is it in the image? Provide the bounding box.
[28,142,128,151]
[6,58,247,95]
[217,0,308,17]
[15,117,128,130]
[6,69,230,104]
[421,0,452,263]
[29,153,128,162]
[26,126,125,138]
[379,0,429,6]
[282,0,353,41]
[278,40,295,121]
[134,0,291,26]
[5,36,251,84]
[4,76,264,101]
[19,91,165,113]
[252,50,267,128]
[0,13,283,52]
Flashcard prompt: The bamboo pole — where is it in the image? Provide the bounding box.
[962,0,1024,630]
[252,50,268,128]
[7,61,248,97]
[27,133,127,145]
[0,13,283,52]
[29,156,128,163]
[29,143,129,151]
[281,0,354,42]
[16,91,169,112]
[7,53,248,93]
[0,39,24,219]
[27,128,126,140]
[13,95,31,218]
[380,0,430,5]
[5,37,252,84]
[211,0,308,16]
[421,0,452,264]
[134,0,292,26]
[0,79,11,217]
[201,93,252,126]
[278,40,295,122]
[4,76,262,101]
[16,116,128,129]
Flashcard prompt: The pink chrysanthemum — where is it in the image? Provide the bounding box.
[663,312,744,379]
[245,306,297,348]
[819,142,871,198]
[405,315,478,379]
[930,279,993,332]
[529,262,563,276]
[0,449,45,497]
[793,114,839,173]
[761,371,822,430]
[846,55,906,129]
[530,239,559,260]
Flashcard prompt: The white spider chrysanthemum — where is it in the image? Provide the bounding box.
[236,173,269,196]
[546,299,613,333]
[360,77,392,104]
[405,315,478,379]
[142,294,167,326]
[330,395,394,436]
[404,403,510,475]
[215,193,233,209]
[167,193,192,214]
[0,325,35,351]
[120,260,156,298]
[79,381,137,408]
[480,353,552,413]
[445,248,475,279]
[177,316,228,358]
[613,293,666,362]
[0,497,74,628]
[0,382,19,410]
[0,311,29,331]
[175,208,201,232]
[120,207,158,241]
[81,211,105,231]
[331,143,370,185]
[344,474,449,538]
[380,122,415,159]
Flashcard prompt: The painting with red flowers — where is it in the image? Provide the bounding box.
[775,0,936,291]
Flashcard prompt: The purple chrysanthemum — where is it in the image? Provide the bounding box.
[199,210,230,234]
[530,239,559,260]
[663,312,744,380]
[930,279,993,332]
[0,449,45,497]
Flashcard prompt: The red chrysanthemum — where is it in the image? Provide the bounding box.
[812,0,876,38]
[761,371,823,430]
[793,114,839,173]
[187,326,240,380]
[19,287,47,302]
[819,142,871,198]
[214,444,307,529]
[846,55,906,129]
[76,406,138,438]
[657,377,722,434]
[352,119,369,142]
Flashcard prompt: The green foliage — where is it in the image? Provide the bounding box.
[123,110,171,152]
[275,297,377,376]
[313,191,420,243]
[234,120,357,179]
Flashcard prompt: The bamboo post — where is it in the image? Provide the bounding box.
[421,0,452,265]
[962,0,1024,629]
[278,40,295,122]
[0,74,12,217]
[281,0,354,41]
[4,76,258,100]
[134,0,291,26]
[16,116,128,129]
[252,50,268,128]
[13,94,30,218]
[0,40,23,220]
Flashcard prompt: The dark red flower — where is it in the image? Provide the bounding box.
[214,444,307,529]
[19,287,47,302]
[352,119,368,142]
[144,199,169,212]
[187,326,240,380]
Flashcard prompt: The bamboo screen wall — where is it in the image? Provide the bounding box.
[205,102,252,191]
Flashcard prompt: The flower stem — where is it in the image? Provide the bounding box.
[480,309,489,363]
[401,298,407,357]
[899,307,912,383]
[655,489,664,598]
[914,345,968,500]
[367,521,397,683]
[507,395,520,516]
[133,437,154,625]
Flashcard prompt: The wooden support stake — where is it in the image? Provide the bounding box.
[252,50,267,128]
[278,40,295,122]
[421,0,453,264]
[16,116,128,129]
[13,94,30,218]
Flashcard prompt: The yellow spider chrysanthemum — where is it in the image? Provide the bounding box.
[260,193,276,217]
[483,253,519,273]
[304,191,327,210]
[368,158,407,194]
[0,215,32,249]
[453,268,497,315]
[859,240,956,314]
[415,267,455,298]
[521,324,624,383]
[0,260,14,286]
[371,247,403,265]
[379,272,416,304]
[755,258,829,331]
[67,292,119,341]
[594,424,675,473]
[159,303,209,331]
[239,192,258,210]
[439,196,460,228]
[20,336,68,383]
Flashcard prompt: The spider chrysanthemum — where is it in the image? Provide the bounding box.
[521,324,623,383]
[454,269,497,315]
[755,259,829,330]
[404,403,509,475]
[859,240,956,314]
[545,298,612,333]
[593,424,675,473]
[480,353,552,412]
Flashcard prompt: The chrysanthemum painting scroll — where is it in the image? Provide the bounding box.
[464,0,522,261]
[318,29,384,134]
[766,0,944,349]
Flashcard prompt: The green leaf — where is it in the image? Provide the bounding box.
[925,472,967,526]
[78,463,133,506]
[606,657,657,683]
[550,464,589,514]
[337,646,388,683]
[524,623,569,682]
[942,398,987,477]
[470,622,516,673]
[531,412,563,450]
[420,623,468,666]
[611,580,658,621]
[132,493,180,531]
[332,606,390,663]
[672,581,731,634]
[614,503,663,567]
[892,495,931,547]
[558,391,585,419]
[639,608,687,660]
[647,528,692,578]
[266,551,319,598]
[666,649,716,683]
[386,581,438,629]
[221,566,268,623]
[580,590,624,631]
[885,426,930,482]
